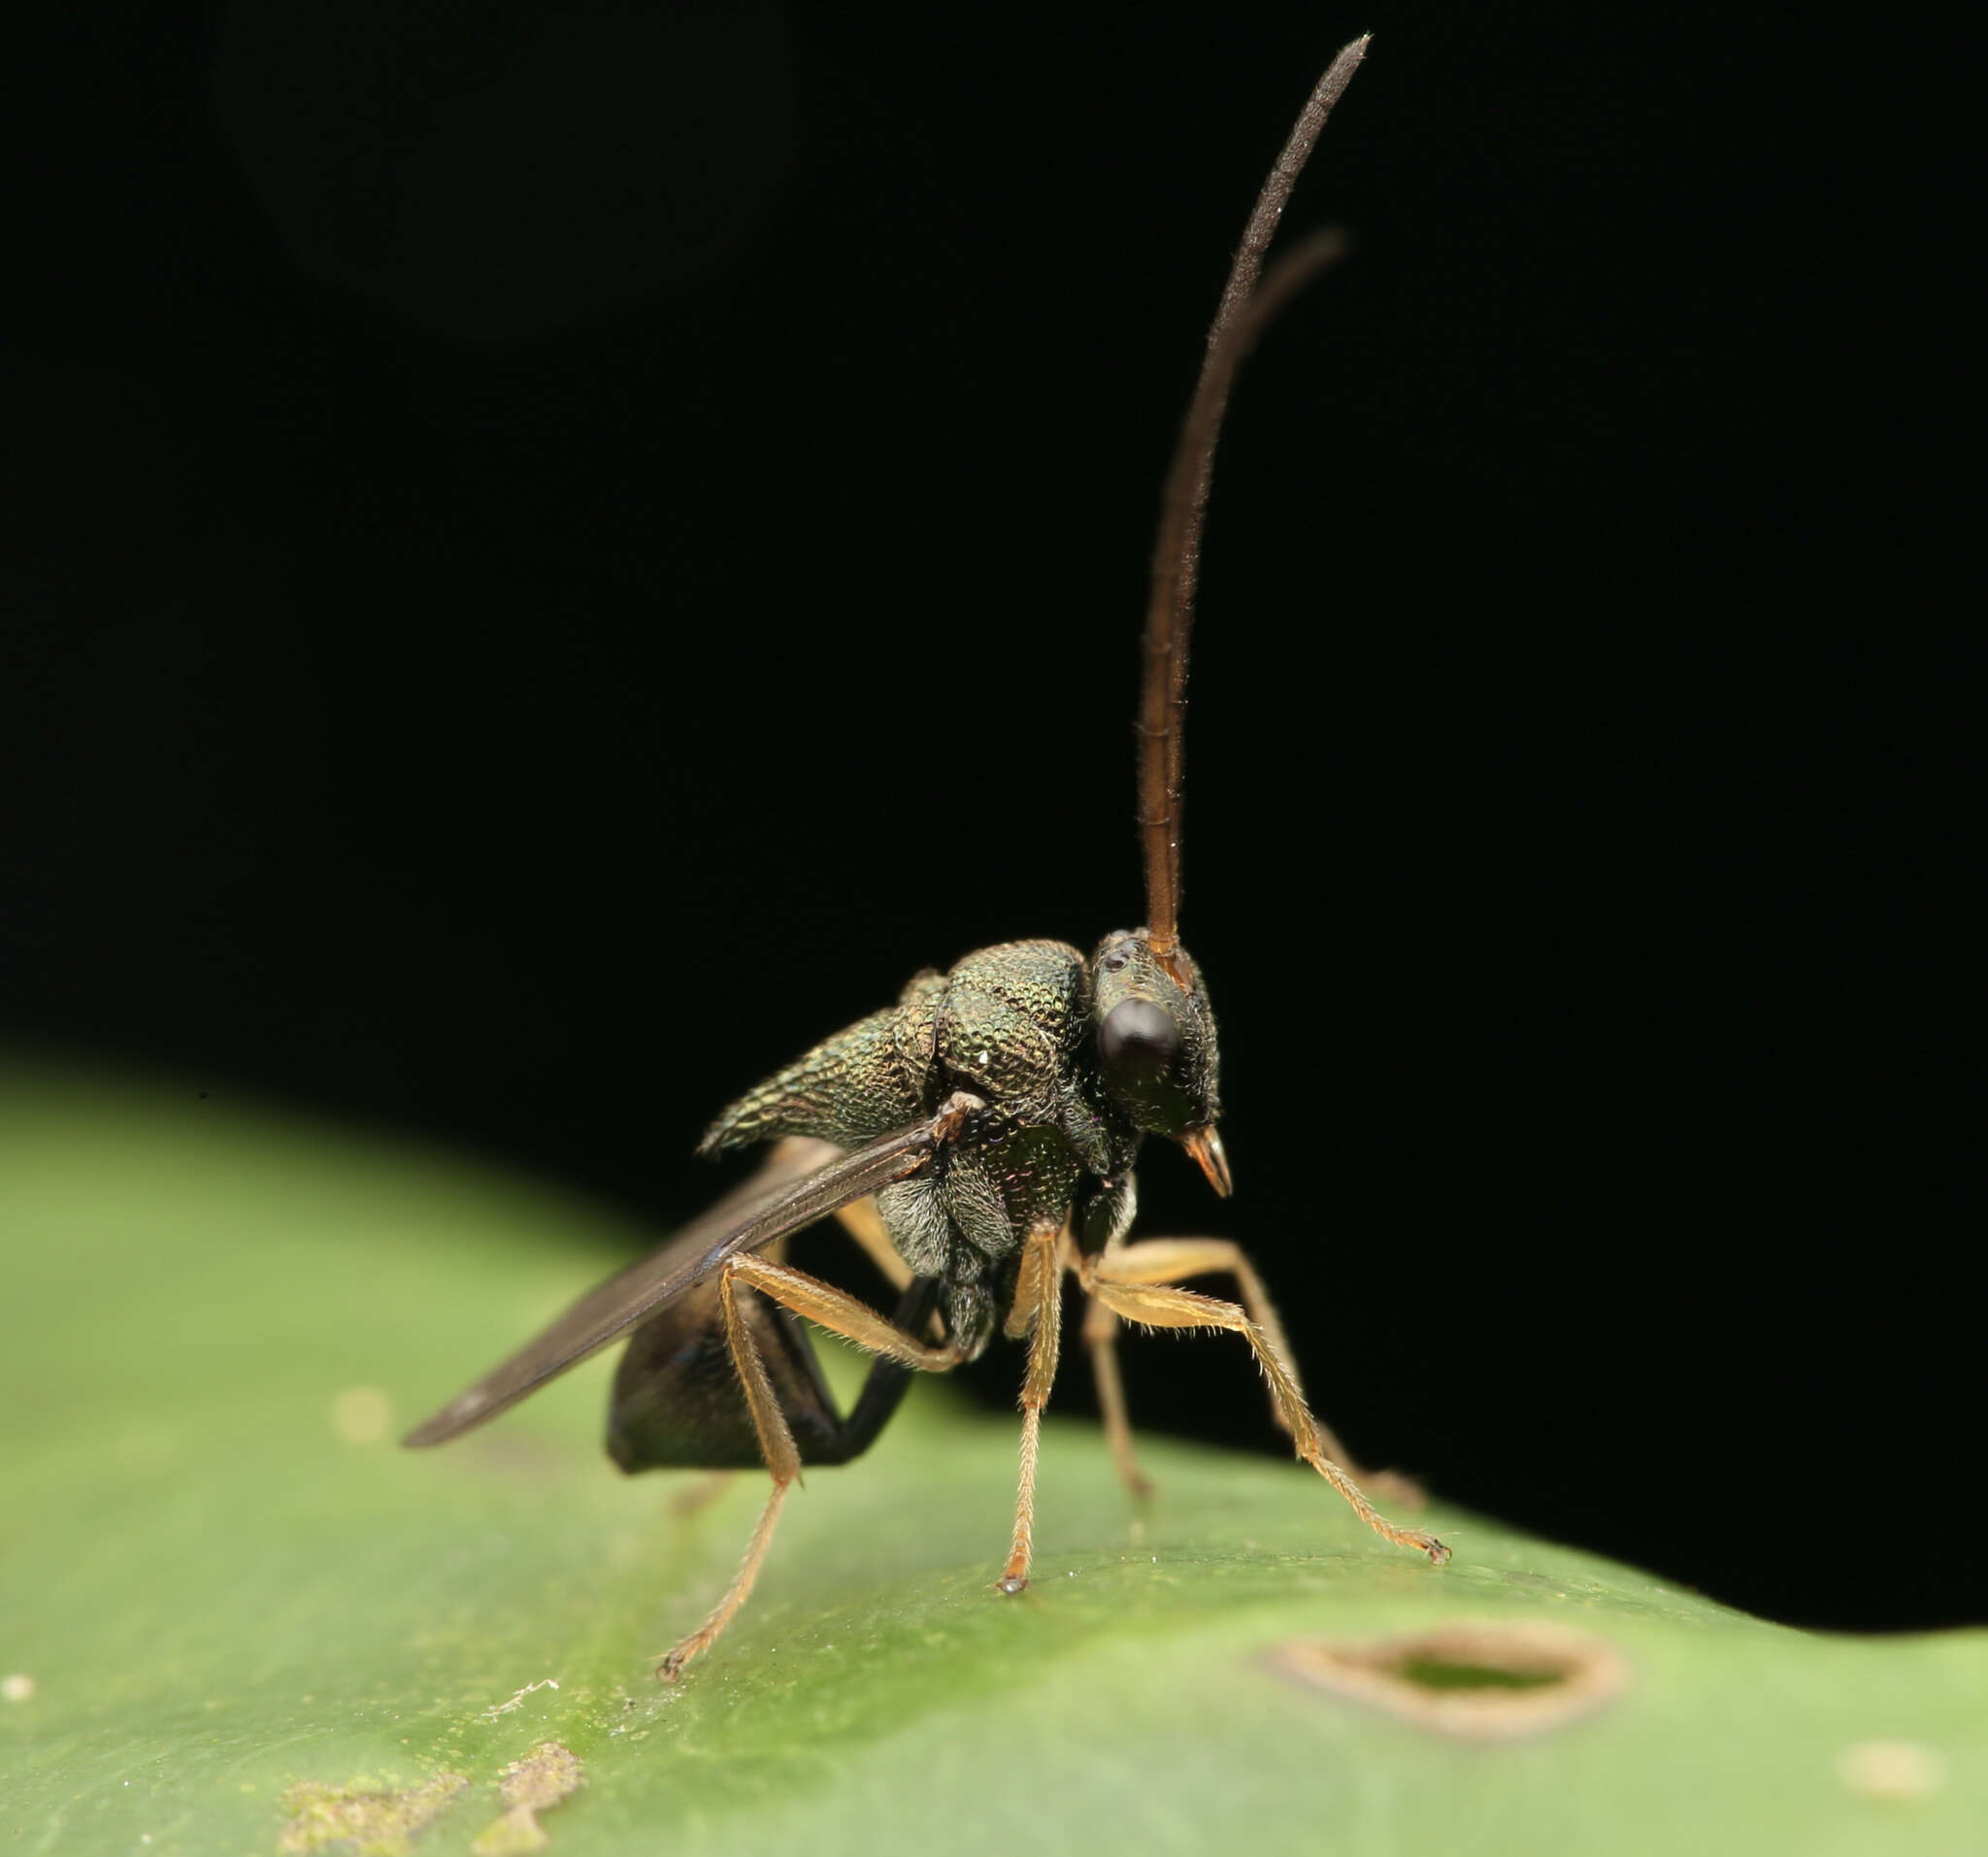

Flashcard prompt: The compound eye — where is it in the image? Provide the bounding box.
[1099,997,1181,1080]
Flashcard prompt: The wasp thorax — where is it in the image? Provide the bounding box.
[1089,930,1225,1192]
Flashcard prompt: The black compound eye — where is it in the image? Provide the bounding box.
[1099,997,1181,1080]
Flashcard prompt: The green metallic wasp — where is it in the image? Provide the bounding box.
[405,36,1445,1680]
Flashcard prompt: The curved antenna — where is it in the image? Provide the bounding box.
[1139,35,1370,962]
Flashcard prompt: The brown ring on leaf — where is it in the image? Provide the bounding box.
[1266,1619,1630,1740]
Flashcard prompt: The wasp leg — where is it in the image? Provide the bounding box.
[1078,1299,1154,1501]
[658,1257,962,1680]
[723,1253,962,1371]
[1077,1237,1425,1508]
[996,1223,1065,1594]
[1078,1259,1448,1566]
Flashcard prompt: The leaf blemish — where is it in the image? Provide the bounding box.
[330,1386,394,1444]
[279,1771,467,1855]
[471,1742,585,1854]
[1267,1619,1629,1740]
[1838,1739,1945,1802]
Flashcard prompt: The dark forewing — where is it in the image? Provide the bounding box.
[401,1120,943,1447]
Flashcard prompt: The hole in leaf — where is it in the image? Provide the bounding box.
[1397,1655,1564,1692]
[1268,1619,1629,1739]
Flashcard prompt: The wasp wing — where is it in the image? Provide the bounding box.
[402,1117,944,1447]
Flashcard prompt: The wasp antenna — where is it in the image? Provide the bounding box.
[1139,35,1370,959]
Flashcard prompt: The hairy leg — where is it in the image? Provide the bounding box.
[658,1256,961,1678]
[997,1224,1066,1593]
[1080,1236,1425,1506]
[1080,1297,1153,1500]
[1079,1259,1446,1564]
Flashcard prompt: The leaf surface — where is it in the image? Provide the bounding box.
[2,1068,1978,1856]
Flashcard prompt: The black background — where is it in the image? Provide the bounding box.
[7,3,1973,1631]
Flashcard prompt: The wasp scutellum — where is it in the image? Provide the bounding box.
[406,36,1447,1681]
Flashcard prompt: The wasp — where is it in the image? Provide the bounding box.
[405,36,1446,1680]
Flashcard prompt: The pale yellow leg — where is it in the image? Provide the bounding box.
[996,1224,1065,1593]
[1079,1261,1447,1565]
[1081,1297,1154,1500]
[1087,1239,1299,1400]
[725,1251,961,1371]
[657,1270,801,1680]
[1082,1236,1425,1506]
[658,1255,963,1679]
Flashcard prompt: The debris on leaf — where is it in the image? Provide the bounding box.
[279,1771,467,1854]
[480,1677,561,1721]
[472,1742,585,1854]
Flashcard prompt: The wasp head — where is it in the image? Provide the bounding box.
[1088,929,1229,1195]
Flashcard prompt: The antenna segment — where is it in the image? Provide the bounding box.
[1138,35,1369,962]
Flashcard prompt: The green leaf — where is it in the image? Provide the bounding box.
[2,1065,1980,1856]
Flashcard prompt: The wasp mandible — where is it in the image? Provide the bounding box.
[405,35,1446,1680]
